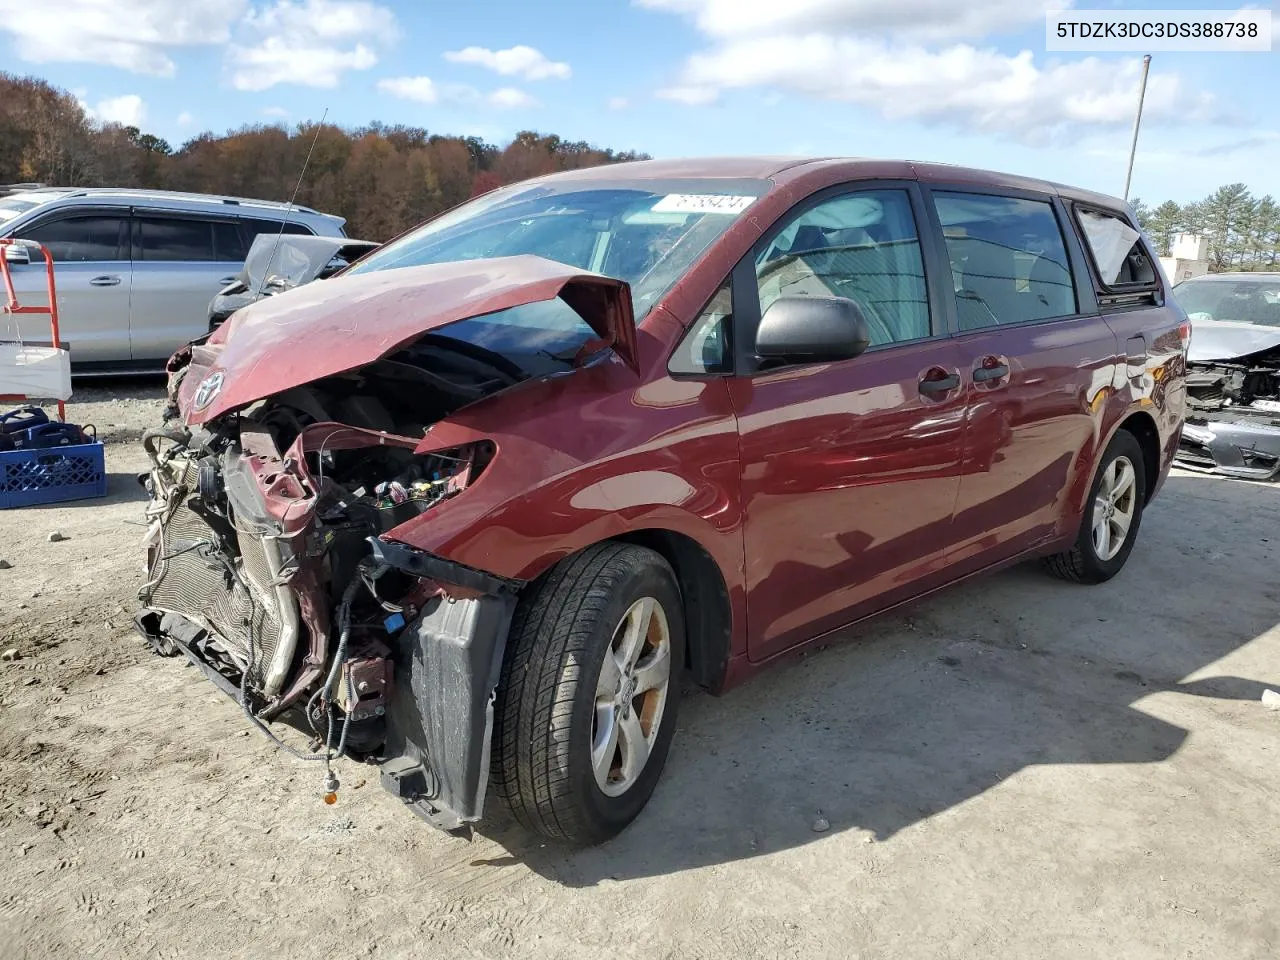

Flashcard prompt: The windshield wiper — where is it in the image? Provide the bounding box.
[413,333,526,384]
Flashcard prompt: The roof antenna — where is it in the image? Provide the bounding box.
[256,107,329,298]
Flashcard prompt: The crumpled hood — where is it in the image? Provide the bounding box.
[1188,316,1280,363]
[178,254,637,425]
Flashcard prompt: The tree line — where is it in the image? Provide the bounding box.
[1132,183,1279,273]
[0,73,649,241]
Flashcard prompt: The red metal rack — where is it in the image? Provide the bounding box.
[0,238,67,422]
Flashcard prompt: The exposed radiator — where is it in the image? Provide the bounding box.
[146,467,290,691]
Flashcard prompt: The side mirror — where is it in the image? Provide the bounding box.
[3,243,32,265]
[755,295,871,363]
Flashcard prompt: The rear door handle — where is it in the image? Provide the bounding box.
[89,275,121,287]
[972,362,1009,382]
[217,277,237,285]
[919,373,961,395]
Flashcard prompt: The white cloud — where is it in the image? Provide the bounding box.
[486,87,538,109]
[177,111,195,126]
[377,76,438,104]
[663,35,1218,142]
[0,0,245,76]
[80,94,148,127]
[607,96,630,110]
[261,105,291,118]
[640,0,1232,145]
[635,0,1069,42]
[656,85,719,106]
[227,0,396,90]
[242,0,396,42]
[378,76,539,110]
[444,44,570,80]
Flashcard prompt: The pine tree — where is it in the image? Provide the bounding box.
[1201,183,1254,271]
[1146,201,1183,257]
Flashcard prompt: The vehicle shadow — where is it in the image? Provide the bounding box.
[476,472,1280,884]
[16,470,146,510]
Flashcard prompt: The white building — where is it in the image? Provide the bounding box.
[1158,233,1209,285]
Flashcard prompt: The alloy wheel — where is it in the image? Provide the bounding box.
[1092,455,1137,562]
[591,596,672,797]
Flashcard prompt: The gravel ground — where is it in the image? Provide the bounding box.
[2,382,1279,959]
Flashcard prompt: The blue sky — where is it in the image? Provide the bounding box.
[4,1,1277,205]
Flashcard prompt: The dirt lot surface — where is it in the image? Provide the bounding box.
[2,381,1279,959]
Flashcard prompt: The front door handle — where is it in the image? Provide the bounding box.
[972,362,1009,382]
[217,277,238,285]
[89,275,121,287]
[919,372,961,395]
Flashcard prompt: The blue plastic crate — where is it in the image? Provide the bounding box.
[0,440,107,508]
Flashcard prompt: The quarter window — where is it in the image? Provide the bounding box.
[932,192,1076,331]
[755,189,931,347]
[19,216,126,262]
[670,280,733,374]
[1076,208,1158,289]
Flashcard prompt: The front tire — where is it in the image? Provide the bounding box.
[1045,430,1147,584]
[493,543,685,844]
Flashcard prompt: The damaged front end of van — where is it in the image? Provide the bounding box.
[134,254,636,830]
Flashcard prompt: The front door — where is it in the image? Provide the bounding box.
[728,186,967,662]
[925,189,1120,566]
[9,212,132,363]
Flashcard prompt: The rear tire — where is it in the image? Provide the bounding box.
[1045,430,1147,584]
[493,543,685,844]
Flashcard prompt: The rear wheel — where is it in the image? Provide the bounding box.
[1045,430,1147,584]
[493,543,684,844]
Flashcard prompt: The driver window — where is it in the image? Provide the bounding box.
[755,189,931,347]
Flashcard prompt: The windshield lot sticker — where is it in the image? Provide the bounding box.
[652,194,755,215]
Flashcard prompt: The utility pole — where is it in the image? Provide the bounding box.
[1123,54,1152,202]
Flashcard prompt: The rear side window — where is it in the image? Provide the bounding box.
[213,221,248,261]
[139,218,217,261]
[242,217,315,241]
[1076,208,1158,291]
[18,216,126,262]
[932,192,1076,331]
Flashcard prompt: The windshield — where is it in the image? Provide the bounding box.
[1174,277,1280,328]
[347,178,768,321]
[0,198,38,225]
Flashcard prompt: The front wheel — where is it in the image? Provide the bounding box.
[1045,430,1147,584]
[493,543,685,844]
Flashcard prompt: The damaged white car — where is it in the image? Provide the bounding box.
[1174,273,1280,479]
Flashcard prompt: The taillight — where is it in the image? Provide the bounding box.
[1178,320,1192,355]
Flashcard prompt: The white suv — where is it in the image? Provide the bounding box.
[0,188,345,371]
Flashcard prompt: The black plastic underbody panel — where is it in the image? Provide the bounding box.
[380,592,516,830]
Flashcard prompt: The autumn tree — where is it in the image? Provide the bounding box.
[0,72,648,242]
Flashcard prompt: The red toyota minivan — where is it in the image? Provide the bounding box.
[137,158,1187,844]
